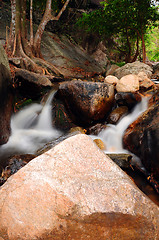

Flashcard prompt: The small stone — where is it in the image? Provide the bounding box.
[104,75,119,85]
[93,138,106,150]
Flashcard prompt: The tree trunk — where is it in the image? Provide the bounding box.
[30,0,34,47]
[33,0,70,57]
[9,0,16,49]
[125,28,132,63]
[131,33,139,62]
[8,0,70,74]
[33,0,52,57]
[141,32,146,63]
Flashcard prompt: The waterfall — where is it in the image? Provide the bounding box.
[91,97,148,154]
[0,91,148,160]
[0,91,61,158]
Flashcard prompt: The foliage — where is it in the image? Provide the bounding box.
[145,25,159,61]
[77,0,159,62]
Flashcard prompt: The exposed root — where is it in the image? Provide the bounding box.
[33,57,63,76]
[12,34,17,57]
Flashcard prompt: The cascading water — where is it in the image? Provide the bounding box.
[90,97,148,154]
[0,91,61,158]
[0,91,148,161]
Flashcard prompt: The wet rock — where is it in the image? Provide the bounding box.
[0,61,13,145]
[107,106,128,124]
[93,138,106,150]
[107,153,132,169]
[152,63,159,80]
[123,94,159,181]
[52,97,76,131]
[116,74,139,92]
[138,71,154,90]
[104,75,119,85]
[57,80,114,125]
[0,134,159,239]
[115,92,142,110]
[69,126,87,134]
[15,69,52,99]
[87,123,107,135]
[114,61,153,79]
[0,154,35,186]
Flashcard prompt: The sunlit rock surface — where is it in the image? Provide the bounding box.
[114,61,153,79]
[116,74,139,92]
[0,134,159,240]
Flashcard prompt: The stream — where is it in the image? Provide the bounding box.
[0,91,159,205]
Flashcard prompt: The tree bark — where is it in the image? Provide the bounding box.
[141,32,146,63]
[131,33,139,62]
[30,0,34,47]
[9,0,16,48]
[33,0,70,57]
[8,0,70,74]
[125,28,132,63]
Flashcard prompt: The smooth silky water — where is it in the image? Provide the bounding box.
[0,91,61,158]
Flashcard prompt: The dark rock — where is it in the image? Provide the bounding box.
[87,123,107,135]
[0,63,13,145]
[152,63,159,80]
[123,93,159,181]
[107,106,128,124]
[115,92,142,110]
[57,80,114,125]
[0,154,35,186]
[107,153,132,169]
[52,97,76,131]
[15,69,52,99]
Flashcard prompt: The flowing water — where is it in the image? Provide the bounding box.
[0,95,148,159]
[0,91,61,159]
[90,97,148,155]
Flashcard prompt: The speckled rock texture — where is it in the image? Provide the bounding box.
[116,74,139,92]
[114,61,153,79]
[0,134,159,240]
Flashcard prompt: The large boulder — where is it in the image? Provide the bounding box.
[41,32,104,78]
[115,92,142,110]
[116,74,139,92]
[15,69,52,99]
[0,43,10,71]
[123,90,159,181]
[0,43,13,145]
[56,80,114,125]
[114,61,153,79]
[0,134,159,239]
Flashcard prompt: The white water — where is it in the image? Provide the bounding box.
[0,91,61,158]
[91,97,148,154]
[0,92,148,159]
